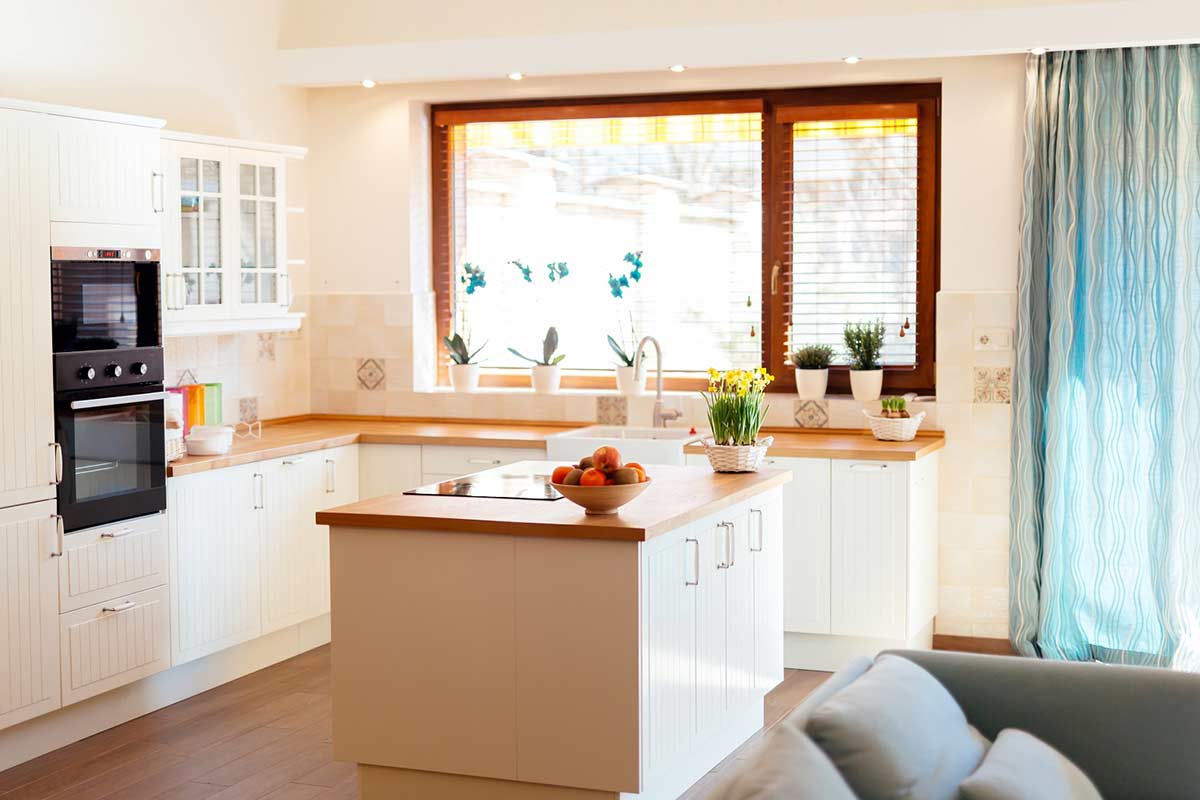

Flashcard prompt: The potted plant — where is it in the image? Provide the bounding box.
[442,332,485,393]
[509,326,565,394]
[843,320,886,403]
[607,335,646,396]
[607,251,647,395]
[699,368,775,472]
[864,395,926,441]
[789,344,834,400]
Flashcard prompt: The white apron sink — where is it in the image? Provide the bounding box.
[545,425,701,467]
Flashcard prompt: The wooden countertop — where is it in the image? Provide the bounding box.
[167,417,581,477]
[316,462,792,542]
[684,427,945,462]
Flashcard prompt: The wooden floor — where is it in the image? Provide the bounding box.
[0,647,828,800]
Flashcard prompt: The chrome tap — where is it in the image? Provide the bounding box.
[633,336,683,428]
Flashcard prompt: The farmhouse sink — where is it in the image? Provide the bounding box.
[545,425,701,467]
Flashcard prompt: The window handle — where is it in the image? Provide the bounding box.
[770,261,781,295]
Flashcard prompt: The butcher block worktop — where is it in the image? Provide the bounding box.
[316,462,792,541]
[686,427,945,461]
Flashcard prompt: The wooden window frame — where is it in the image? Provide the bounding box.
[431,83,940,395]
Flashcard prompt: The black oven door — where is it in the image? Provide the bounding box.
[54,384,167,532]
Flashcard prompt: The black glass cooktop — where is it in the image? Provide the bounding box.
[403,471,564,501]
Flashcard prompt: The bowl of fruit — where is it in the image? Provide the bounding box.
[550,446,651,515]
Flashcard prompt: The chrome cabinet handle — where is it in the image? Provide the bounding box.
[325,459,335,493]
[151,171,164,213]
[750,509,764,552]
[717,522,734,569]
[253,473,264,510]
[164,274,177,311]
[50,442,63,485]
[726,522,736,567]
[685,538,699,586]
[467,458,502,466]
[102,600,136,614]
[50,515,64,557]
[101,527,135,539]
[849,463,889,472]
[282,457,305,466]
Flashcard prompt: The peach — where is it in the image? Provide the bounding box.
[592,446,623,473]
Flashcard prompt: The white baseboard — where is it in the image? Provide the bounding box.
[0,614,331,773]
[784,621,934,672]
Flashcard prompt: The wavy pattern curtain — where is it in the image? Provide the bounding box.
[1012,46,1200,670]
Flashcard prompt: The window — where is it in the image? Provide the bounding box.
[433,86,939,392]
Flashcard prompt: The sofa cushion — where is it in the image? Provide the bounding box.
[805,654,988,800]
[715,724,857,800]
[958,729,1102,800]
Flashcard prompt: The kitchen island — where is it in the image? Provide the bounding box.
[316,461,791,800]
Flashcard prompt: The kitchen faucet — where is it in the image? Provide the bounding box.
[633,336,683,428]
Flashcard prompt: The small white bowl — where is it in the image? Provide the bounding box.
[186,425,235,456]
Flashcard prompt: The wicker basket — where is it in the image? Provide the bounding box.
[165,431,187,463]
[863,410,926,442]
[702,436,775,473]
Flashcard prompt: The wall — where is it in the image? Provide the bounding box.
[0,0,313,421]
[304,54,1026,637]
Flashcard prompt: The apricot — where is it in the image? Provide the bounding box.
[579,468,607,487]
[592,446,622,472]
[551,465,573,484]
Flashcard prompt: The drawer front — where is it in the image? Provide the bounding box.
[60,513,167,613]
[59,584,170,706]
[420,445,544,478]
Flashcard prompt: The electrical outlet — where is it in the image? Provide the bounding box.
[974,327,1013,351]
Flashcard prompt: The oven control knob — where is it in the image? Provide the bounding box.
[131,361,149,376]
[77,365,96,381]
[105,363,123,378]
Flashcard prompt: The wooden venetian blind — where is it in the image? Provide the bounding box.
[778,102,924,367]
[433,101,765,375]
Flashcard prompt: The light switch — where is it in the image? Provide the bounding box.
[974,327,1013,351]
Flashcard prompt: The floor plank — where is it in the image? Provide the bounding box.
[0,646,828,800]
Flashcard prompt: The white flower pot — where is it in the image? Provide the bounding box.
[794,368,828,400]
[849,369,884,403]
[449,363,480,393]
[615,365,646,396]
[531,364,562,394]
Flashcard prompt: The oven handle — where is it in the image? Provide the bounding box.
[69,391,168,410]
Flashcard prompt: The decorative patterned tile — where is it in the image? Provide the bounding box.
[239,396,259,423]
[973,366,1011,404]
[793,398,830,428]
[257,333,276,362]
[596,396,629,426]
[356,358,386,391]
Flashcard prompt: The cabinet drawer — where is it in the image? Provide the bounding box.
[59,584,170,706]
[420,445,544,478]
[59,513,167,613]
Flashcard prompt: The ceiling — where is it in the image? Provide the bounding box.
[275,0,1200,86]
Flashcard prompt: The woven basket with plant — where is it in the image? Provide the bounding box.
[700,368,775,472]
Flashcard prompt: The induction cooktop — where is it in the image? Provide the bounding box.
[403,471,564,501]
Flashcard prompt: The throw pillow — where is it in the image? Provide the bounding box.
[715,724,857,800]
[958,729,1102,800]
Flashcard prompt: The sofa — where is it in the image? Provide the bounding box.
[714,649,1200,800]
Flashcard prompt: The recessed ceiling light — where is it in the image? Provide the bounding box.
[508,72,524,81]
[1029,47,1047,56]
[361,78,376,88]
[668,64,687,73]
[842,55,862,65]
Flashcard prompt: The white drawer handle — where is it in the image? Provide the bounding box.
[50,442,63,484]
[685,538,700,586]
[102,600,136,614]
[849,463,889,472]
[750,508,764,552]
[325,458,336,493]
[282,457,305,466]
[49,515,64,558]
[466,457,503,466]
[101,527,135,539]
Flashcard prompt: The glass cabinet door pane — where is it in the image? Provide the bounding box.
[181,196,200,269]
[240,200,257,268]
[259,166,276,197]
[202,197,222,268]
[240,164,256,196]
[241,274,257,303]
[259,202,276,268]
[202,160,221,192]
[203,273,222,305]
[184,273,199,306]
[181,158,199,192]
[260,274,277,304]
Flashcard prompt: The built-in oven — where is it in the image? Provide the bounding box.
[51,246,167,532]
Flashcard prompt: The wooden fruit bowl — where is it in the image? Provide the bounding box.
[551,478,652,515]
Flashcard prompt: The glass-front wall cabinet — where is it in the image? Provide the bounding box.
[161,137,294,332]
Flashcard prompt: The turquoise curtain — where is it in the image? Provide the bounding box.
[1012,46,1200,671]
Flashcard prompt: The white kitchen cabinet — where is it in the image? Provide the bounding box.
[58,513,167,613]
[642,533,695,779]
[0,500,61,732]
[59,584,170,707]
[749,495,784,692]
[160,134,304,335]
[767,456,832,635]
[693,519,726,742]
[358,444,422,499]
[724,511,757,713]
[47,115,161,228]
[0,109,57,511]
[167,464,262,665]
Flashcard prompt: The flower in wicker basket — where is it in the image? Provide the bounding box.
[700,368,775,472]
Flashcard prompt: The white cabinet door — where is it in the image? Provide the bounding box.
[358,444,422,499]
[0,500,61,731]
[261,454,326,634]
[234,152,289,316]
[693,520,727,741]
[0,109,56,510]
[750,493,784,692]
[770,457,832,635]
[724,511,757,713]
[830,461,909,639]
[315,446,359,614]
[168,465,262,665]
[47,117,160,227]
